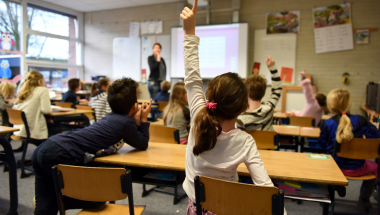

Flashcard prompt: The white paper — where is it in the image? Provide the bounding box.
[129,22,140,38]
[155,20,163,34]
[148,20,156,34]
[141,22,148,35]
[314,24,353,54]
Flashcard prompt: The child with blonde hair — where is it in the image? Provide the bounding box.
[318,88,380,210]
[180,2,286,214]
[14,70,52,139]
[0,81,15,126]
[163,82,190,144]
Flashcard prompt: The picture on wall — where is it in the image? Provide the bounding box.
[356,29,369,44]
[280,67,294,84]
[266,11,300,34]
[313,3,351,29]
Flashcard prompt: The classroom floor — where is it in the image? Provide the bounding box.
[0,141,378,215]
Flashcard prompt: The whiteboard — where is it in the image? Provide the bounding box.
[253,29,297,85]
[113,37,141,81]
[285,90,307,112]
[141,35,171,81]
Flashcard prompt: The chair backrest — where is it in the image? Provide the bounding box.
[194,176,284,215]
[244,130,279,150]
[333,138,380,160]
[6,108,30,138]
[55,102,72,108]
[52,165,135,215]
[288,116,315,127]
[75,105,95,121]
[157,101,168,112]
[149,125,179,144]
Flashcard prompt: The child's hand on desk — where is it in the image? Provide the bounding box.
[141,99,153,123]
[180,0,198,35]
[265,55,275,68]
[132,103,142,126]
[79,99,89,104]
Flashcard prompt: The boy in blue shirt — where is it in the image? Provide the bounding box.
[154,80,170,102]
[61,78,88,108]
[32,77,152,215]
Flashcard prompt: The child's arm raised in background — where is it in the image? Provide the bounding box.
[181,0,205,120]
[264,56,282,109]
[289,70,314,116]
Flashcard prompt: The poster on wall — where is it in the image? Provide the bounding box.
[312,3,354,54]
[0,32,22,54]
[266,11,300,34]
[355,29,369,44]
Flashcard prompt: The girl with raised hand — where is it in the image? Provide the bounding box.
[180,1,286,214]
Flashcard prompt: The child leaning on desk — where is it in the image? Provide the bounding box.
[180,2,287,214]
[236,56,282,131]
[163,82,190,144]
[318,88,380,210]
[31,77,151,215]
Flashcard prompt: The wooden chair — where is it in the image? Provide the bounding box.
[332,138,380,215]
[288,116,315,127]
[194,176,284,215]
[52,165,145,215]
[76,105,97,122]
[55,102,73,108]
[156,101,168,112]
[149,125,180,144]
[6,108,45,178]
[244,130,279,150]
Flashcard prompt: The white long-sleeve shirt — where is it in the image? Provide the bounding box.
[182,35,275,203]
[14,87,52,139]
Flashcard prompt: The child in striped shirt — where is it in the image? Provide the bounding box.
[237,58,282,131]
[89,78,112,121]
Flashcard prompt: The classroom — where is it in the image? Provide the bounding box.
[0,0,379,214]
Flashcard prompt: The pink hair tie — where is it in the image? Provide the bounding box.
[206,100,217,111]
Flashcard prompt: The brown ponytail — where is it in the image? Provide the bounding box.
[192,72,248,156]
[91,78,110,97]
[90,83,97,97]
[327,88,354,143]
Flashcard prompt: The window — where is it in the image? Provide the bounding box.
[0,0,22,55]
[29,66,78,90]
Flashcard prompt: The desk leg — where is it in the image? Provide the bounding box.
[0,138,18,215]
[295,136,300,153]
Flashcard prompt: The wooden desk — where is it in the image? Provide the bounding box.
[93,142,348,186]
[273,125,300,136]
[138,99,155,104]
[273,113,331,120]
[48,109,94,117]
[0,126,20,215]
[150,120,164,126]
[300,127,321,138]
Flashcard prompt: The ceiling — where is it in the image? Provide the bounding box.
[40,0,185,12]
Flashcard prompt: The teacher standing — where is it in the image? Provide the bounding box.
[148,43,166,100]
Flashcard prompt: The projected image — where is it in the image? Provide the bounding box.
[171,24,248,79]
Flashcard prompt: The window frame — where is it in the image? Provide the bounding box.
[2,0,84,79]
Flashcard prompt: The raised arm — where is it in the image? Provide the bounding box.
[181,0,205,120]
[299,70,316,104]
[265,56,282,109]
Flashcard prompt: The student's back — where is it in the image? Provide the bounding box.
[89,78,112,120]
[14,71,51,139]
[154,80,171,102]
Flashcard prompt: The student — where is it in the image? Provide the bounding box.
[89,78,112,121]
[236,57,282,131]
[318,88,380,210]
[14,70,52,140]
[31,77,152,215]
[179,3,286,214]
[163,82,190,144]
[286,70,328,126]
[0,81,14,126]
[61,78,88,108]
[154,80,171,102]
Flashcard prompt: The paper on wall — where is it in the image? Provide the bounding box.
[148,20,156,34]
[155,20,163,34]
[129,22,140,38]
[141,21,148,35]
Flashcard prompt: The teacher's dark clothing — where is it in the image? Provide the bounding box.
[148,55,166,81]
[148,55,166,100]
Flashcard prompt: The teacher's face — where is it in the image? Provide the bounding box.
[153,45,161,55]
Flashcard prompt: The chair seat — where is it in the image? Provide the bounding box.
[11,135,25,141]
[78,203,145,215]
[345,173,376,181]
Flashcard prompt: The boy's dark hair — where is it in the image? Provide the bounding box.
[107,77,137,115]
[244,75,267,101]
[68,78,80,92]
[316,93,327,107]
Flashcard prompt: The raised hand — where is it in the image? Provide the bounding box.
[156,53,161,62]
[300,69,306,77]
[132,103,141,126]
[180,0,198,35]
[141,99,153,122]
[265,55,275,67]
